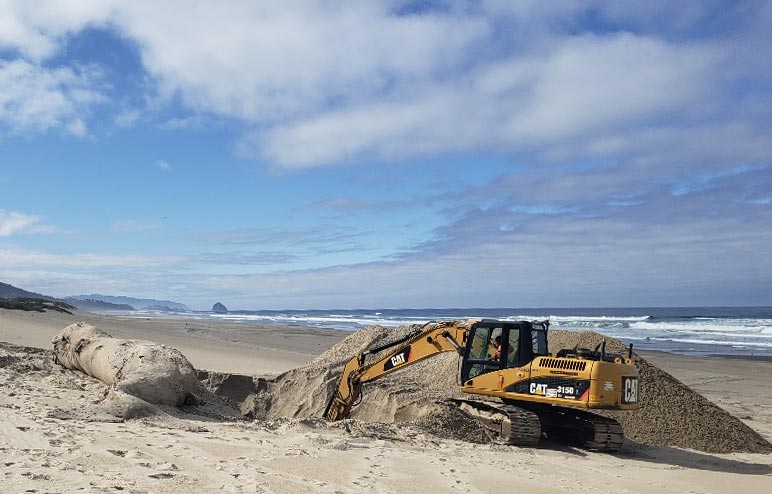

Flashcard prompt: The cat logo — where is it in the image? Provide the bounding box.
[622,377,639,403]
[383,346,412,371]
[529,383,548,395]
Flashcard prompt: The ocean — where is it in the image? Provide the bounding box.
[119,306,772,357]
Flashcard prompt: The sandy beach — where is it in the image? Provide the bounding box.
[0,308,345,375]
[1,308,771,493]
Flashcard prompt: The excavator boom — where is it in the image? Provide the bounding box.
[323,321,466,420]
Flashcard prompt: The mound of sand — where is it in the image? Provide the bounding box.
[204,323,772,453]
[201,324,487,441]
[247,325,461,421]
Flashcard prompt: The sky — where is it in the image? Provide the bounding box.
[1,1,771,310]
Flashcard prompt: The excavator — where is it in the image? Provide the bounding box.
[324,319,640,451]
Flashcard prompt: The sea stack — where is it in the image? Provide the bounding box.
[212,302,228,313]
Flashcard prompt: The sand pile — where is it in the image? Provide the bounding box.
[246,324,463,421]
[205,323,772,453]
[202,324,488,441]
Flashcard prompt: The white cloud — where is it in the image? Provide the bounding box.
[106,2,748,168]
[0,1,768,167]
[0,59,105,135]
[501,35,721,141]
[0,269,163,300]
[0,1,111,134]
[249,34,724,168]
[0,0,113,60]
[113,2,489,122]
[114,109,141,128]
[0,210,40,236]
[0,247,186,269]
[157,160,172,171]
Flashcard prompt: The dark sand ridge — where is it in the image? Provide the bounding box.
[202,323,772,454]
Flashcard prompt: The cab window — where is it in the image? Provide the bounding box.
[463,325,503,381]
[532,329,548,356]
[468,326,492,360]
[505,329,520,368]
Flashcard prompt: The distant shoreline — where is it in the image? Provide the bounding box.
[85,305,772,358]
[639,349,772,362]
[5,303,772,358]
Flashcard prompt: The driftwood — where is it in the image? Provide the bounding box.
[52,322,200,406]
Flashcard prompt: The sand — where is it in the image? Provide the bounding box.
[0,308,344,374]
[1,309,771,493]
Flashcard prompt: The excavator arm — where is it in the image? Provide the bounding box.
[323,321,469,421]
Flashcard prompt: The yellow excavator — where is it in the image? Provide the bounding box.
[324,319,640,451]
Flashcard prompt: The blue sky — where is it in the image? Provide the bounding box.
[1,1,771,310]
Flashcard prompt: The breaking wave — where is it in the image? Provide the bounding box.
[115,306,772,356]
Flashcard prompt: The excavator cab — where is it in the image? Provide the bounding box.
[460,320,548,382]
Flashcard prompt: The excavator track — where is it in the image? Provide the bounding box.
[523,404,624,452]
[451,399,624,452]
[450,399,542,447]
